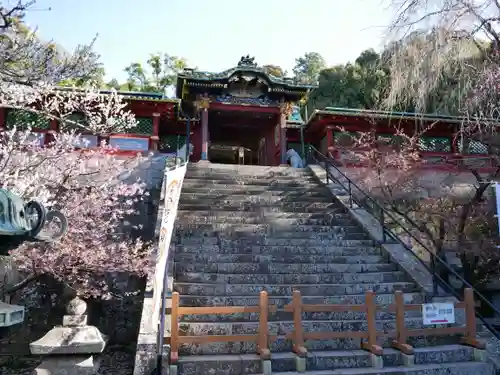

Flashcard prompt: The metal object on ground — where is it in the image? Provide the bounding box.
[0,188,68,241]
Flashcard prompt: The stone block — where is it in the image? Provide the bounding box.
[62,315,87,327]
[402,353,415,366]
[30,326,107,355]
[474,348,487,362]
[31,355,100,375]
[262,360,272,375]
[370,353,383,369]
[295,355,306,372]
[168,364,177,375]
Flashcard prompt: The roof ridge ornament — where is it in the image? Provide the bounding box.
[237,55,257,68]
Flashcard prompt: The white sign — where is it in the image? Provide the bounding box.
[109,136,149,151]
[422,303,455,325]
[151,163,187,326]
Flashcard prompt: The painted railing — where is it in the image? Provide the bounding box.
[167,289,483,367]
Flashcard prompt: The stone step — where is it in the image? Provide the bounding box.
[179,194,333,203]
[174,224,367,237]
[186,166,313,174]
[174,237,376,247]
[173,244,380,256]
[175,231,369,241]
[181,185,329,194]
[174,271,406,285]
[270,361,492,375]
[173,253,386,265]
[177,202,343,212]
[177,210,350,220]
[174,222,361,231]
[176,292,428,309]
[175,346,482,375]
[182,179,319,188]
[173,282,417,296]
[186,166,313,177]
[176,333,463,356]
[177,306,422,323]
[181,191,330,201]
[274,345,476,372]
[174,262,396,275]
[176,211,355,225]
[177,318,444,338]
[176,216,355,226]
[184,173,318,181]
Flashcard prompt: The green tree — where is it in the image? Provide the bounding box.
[105,78,121,90]
[0,2,101,87]
[305,49,388,113]
[123,53,188,93]
[293,52,326,84]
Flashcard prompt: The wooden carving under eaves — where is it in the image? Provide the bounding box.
[279,101,293,116]
[195,93,210,110]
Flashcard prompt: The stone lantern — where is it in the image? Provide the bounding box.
[29,297,107,375]
[0,301,24,326]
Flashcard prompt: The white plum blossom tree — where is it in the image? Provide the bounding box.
[0,1,154,299]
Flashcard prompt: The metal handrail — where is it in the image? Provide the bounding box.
[309,146,500,340]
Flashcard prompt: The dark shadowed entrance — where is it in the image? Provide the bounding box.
[207,108,278,165]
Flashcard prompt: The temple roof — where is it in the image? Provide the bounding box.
[305,107,465,127]
[176,55,317,98]
[97,90,179,103]
[55,87,180,104]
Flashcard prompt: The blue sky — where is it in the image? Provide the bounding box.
[24,0,391,82]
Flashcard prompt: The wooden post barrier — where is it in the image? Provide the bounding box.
[284,290,383,358]
[168,291,276,364]
[390,288,485,355]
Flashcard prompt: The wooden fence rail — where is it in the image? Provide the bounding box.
[167,288,484,364]
[169,291,276,364]
[284,290,383,358]
[390,288,485,355]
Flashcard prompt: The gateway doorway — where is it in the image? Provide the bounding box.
[206,109,278,166]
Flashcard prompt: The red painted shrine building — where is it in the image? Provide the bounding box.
[0,56,495,172]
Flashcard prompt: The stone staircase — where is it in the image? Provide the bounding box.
[169,163,493,375]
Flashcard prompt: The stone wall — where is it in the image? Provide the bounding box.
[0,152,168,375]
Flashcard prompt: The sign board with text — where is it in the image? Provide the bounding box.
[109,136,149,151]
[422,303,455,325]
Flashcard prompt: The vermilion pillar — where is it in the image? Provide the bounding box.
[280,111,287,164]
[151,112,160,151]
[326,127,334,156]
[201,109,208,160]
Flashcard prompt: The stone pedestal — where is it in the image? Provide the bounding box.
[31,356,100,375]
[30,297,107,375]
